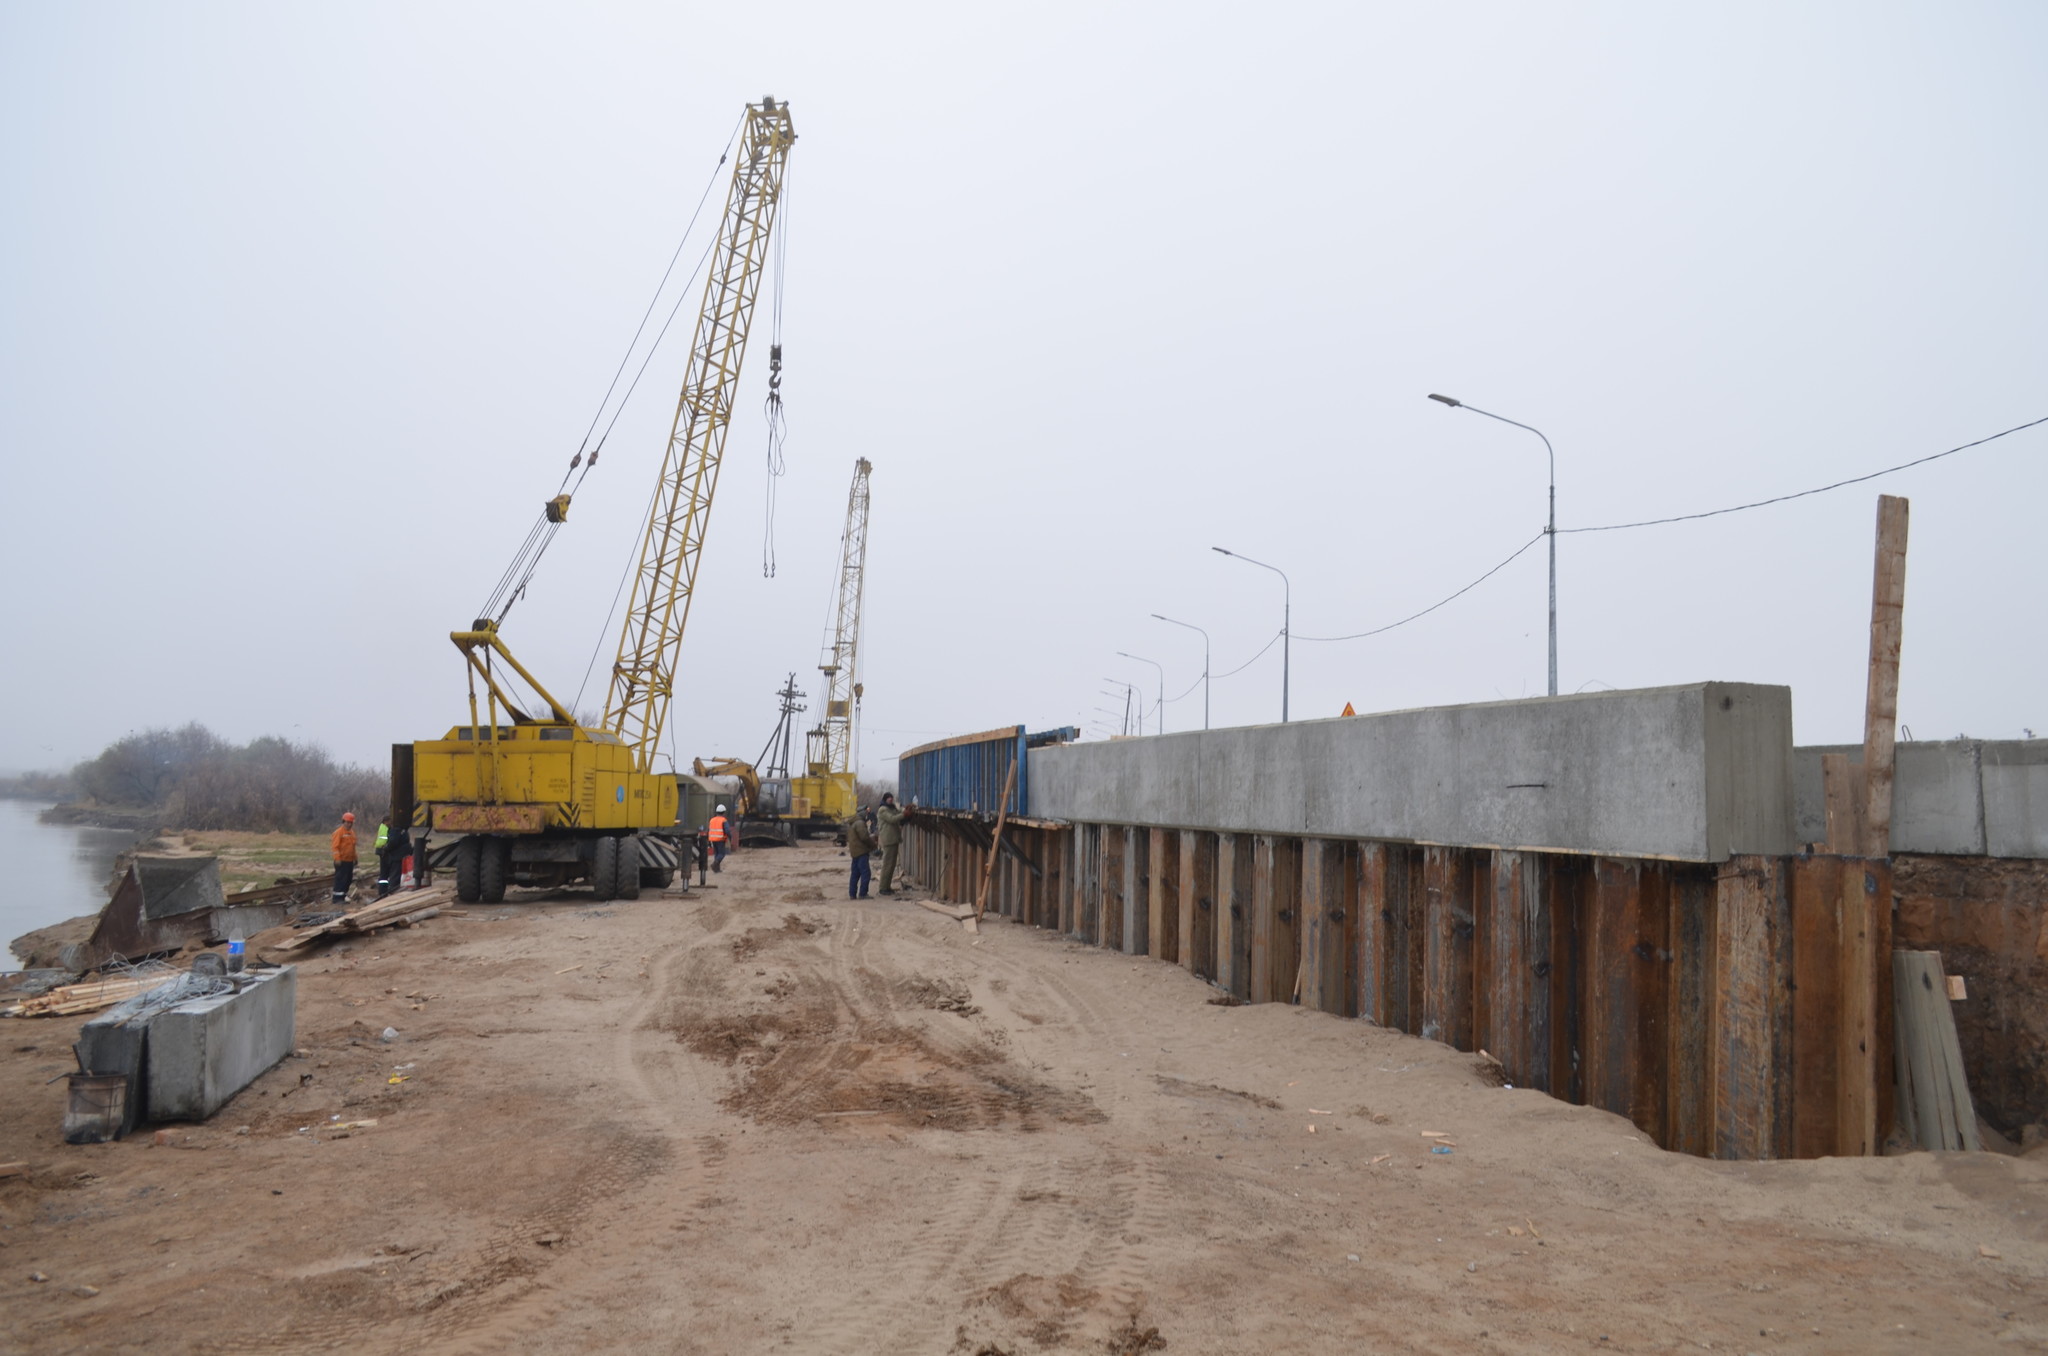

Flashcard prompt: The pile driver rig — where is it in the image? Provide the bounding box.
[398,97,795,903]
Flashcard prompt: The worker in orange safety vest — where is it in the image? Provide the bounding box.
[708,805,736,873]
[331,812,358,905]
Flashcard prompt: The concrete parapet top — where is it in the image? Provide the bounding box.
[1025,682,1795,861]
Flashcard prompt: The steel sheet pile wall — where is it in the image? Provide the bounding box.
[902,821,1890,1159]
[898,688,1888,1160]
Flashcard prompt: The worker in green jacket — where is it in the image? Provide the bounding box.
[876,793,907,895]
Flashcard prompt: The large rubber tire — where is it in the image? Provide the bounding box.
[454,837,483,904]
[641,866,675,892]
[479,837,509,904]
[590,835,619,901]
[615,836,641,900]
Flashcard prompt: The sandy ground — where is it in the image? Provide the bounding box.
[3,842,2046,1354]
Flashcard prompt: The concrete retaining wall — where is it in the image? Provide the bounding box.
[1793,740,2048,858]
[146,967,296,1122]
[1026,683,1796,862]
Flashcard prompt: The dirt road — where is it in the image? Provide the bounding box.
[3,843,2045,1353]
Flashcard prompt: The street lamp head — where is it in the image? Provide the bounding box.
[1427,393,1462,408]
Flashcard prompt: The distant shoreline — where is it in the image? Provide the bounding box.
[36,802,157,831]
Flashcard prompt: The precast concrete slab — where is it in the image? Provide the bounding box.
[1985,742,2048,858]
[146,966,296,1122]
[1027,683,1795,861]
[1791,739,2048,857]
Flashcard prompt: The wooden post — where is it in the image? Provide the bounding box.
[972,760,1018,921]
[1181,831,1216,980]
[1299,840,1351,1015]
[1149,828,1179,963]
[1861,495,1909,858]
[1421,847,1475,1049]
[1099,826,1124,951]
[1479,851,1552,1093]
[1711,857,1791,1159]
[1216,833,1254,1001]
[1250,835,1300,1004]
[1124,826,1147,956]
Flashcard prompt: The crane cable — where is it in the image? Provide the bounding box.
[762,172,792,577]
[478,113,748,625]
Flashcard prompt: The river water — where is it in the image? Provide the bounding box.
[0,799,140,968]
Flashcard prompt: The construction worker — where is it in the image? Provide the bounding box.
[708,804,734,873]
[331,812,358,906]
[374,814,412,899]
[844,807,877,900]
[876,792,906,895]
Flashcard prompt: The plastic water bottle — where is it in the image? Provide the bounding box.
[226,926,246,974]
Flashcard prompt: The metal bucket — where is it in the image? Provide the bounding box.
[63,1072,130,1144]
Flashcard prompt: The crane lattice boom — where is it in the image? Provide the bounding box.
[807,458,872,794]
[605,97,796,769]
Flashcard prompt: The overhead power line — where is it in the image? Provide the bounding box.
[1561,414,2047,535]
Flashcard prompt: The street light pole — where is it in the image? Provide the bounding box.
[1428,394,1558,697]
[1116,652,1165,735]
[1213,547,1290,722]
[1151,614,1210,730]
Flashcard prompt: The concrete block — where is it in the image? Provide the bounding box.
[1984,742,2048,859]
[1027,683,1795,861]
[146,967,296,1122]
[1793,742,1988,855]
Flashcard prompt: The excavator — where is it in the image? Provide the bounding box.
[396,97,796,903]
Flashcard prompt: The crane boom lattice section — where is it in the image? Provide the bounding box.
[808,458,872,793]
[605,98,795,768]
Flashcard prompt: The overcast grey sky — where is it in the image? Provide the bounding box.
[3,2,2043,782]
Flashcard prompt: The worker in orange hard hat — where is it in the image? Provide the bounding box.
[331,812,359,906]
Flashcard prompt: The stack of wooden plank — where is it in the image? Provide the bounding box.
[1893,948,1982,1151]
[272,886,457,952]
[3,970,182,1019]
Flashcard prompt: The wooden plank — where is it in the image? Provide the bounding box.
[1176,831,1204,976]
[1124,826,1148,956]
[1837,862,1878,1156]
[1421,847,1474,1049]
[1667,867,1717,1156]
[1250,835,1277,1003]
[972,760,1017,921]
[1298,839,1350,1014]
[1871,860,1895,1143]
[1099,826,1124,951]
[1479,851,1552,1094]
[1712,857,1785,1159]
[1149,828,1179,964]
[1861,495,1910,857]
[1789,855,1844,1158]
[1218,833,1255,1001]
[1821,753,1865,856]
[1355,843,1391,1026]
[1250,836,1300,1005]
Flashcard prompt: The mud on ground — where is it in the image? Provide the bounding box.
[2,843,2046,1353]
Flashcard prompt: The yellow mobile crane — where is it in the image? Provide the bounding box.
[401,97,795,903]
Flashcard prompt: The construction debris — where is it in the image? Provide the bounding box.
[4,968,183,1019]
[270,887,454,952]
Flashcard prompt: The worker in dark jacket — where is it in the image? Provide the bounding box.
[844,809,877,900]
[876,793,906,895]
[374,815,412,898]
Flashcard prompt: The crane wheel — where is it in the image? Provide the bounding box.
[615,836,641,901]
[590,835,620,901]
[479,837,510,904]
[454,838,483,904]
